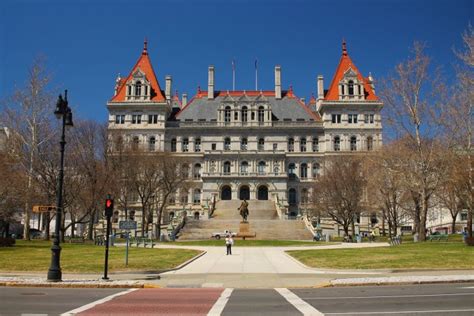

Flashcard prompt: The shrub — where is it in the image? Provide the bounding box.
[0,237,16,247]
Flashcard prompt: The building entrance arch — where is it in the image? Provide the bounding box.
[239,185,250,200]
[257,185,268,200]
[221,185,232,200]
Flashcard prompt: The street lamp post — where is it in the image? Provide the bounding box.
[47,90,73,282]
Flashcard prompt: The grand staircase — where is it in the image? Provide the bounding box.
[178,200,313,240]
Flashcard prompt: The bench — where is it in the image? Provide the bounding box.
[144,238,156,248]
[428,234,448,241]
[67,237,85,244]
[390,236,402,246]
[236,232,256,240]
[94,235,105,246]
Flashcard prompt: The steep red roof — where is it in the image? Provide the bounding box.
[110,40,166,102]
[309,94,316,105]
[325,41,378,101]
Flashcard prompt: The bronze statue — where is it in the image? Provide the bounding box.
[238,200,249,222]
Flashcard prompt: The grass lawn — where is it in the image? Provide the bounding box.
[287,242,474,270]
[0,240,201,273]
[169,240,338,247]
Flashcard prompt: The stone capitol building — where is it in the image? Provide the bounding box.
[106,40,383,239]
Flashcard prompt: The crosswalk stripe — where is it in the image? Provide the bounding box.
[207,288,233,316]
[275,288,324,316]
[60,288,138,316]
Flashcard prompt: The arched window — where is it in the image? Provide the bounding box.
[242,106,248,123]
[258,106,265,123]
[241,138,248,151]
[312,138,319,152]
[193,163,201,179]
[180,190,188,204]
[132,136,139,150]
[240,161,248,175]
[135,81,142,96]
[288,163,296,179]
[258,161,266,175]
[181,164,189,178]
[288,138,295,152]
[367,136,374,151]
[149,136,156,151]
[224,106,231,123]
[169,212,175,221]
[334,136,340,151]
[171,138,177,152]
[223,161,231,175]
[312,163,320,178]
[300,163,308,179]
[169,193,176,205]
[289,188,297,205]
[224,137,231,151]
[348,80,354,96]
[350,136,357,151]
[258,138,265,151]
[251,112,255,120]
[300,138,307,152]
[301,188,309,204]
[193,189,201,204]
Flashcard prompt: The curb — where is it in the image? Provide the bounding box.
[328,279,474,288]
[0,251,206,289]
[156,250,207,274]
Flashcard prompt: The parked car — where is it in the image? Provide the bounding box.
[211,230,236,240]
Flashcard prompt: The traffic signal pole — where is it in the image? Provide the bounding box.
[103,195,114,280]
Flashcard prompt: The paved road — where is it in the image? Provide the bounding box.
[1,283,474,315]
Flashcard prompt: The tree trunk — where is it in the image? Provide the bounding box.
[381,208,386,236]
[87,210,95,240]
[451,214,457,234]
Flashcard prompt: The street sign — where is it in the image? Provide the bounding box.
[32,205,55,213]
[119,220,137,230]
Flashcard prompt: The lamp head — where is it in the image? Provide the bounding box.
[65,109,73,128]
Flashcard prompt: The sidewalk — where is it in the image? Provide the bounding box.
[1,242,473,288]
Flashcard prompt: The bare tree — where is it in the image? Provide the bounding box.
[311,156,366,237]
[381,43,449,241]
[447,25,474,239]
[366,142,409,237]
[153,154,190,239]
[1,58,55,240]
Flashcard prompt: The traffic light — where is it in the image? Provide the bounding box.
[105,195,114,218]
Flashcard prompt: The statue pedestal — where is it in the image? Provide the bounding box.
[237,221,256,240]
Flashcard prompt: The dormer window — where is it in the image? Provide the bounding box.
[135,81,142,96]
[224,106,231,123]
[348,80,354,96]
[258,106,265,123]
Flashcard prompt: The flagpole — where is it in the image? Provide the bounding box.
[255,58,258,91]
[232,59,236,91]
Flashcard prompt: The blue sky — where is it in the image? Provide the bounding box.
[0,0,472,121]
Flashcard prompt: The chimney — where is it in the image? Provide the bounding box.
[165,75,172,100]
[368,72,375,94]
[208,65,214,99]
[317,75,324,100]
[275,65,281,99]
[182,93,188,108]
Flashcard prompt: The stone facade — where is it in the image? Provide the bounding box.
[107,40,383,227]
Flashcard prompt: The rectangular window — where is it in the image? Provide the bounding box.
[331,114,341,124]
[115,114,125,124]
[182,138,189,152]
[148,114,158,124]
[211,143,216,150]
[312,138,319,152]
[364,114,374,124]
[348,114,358,124]
[194,138,201,152]
[273,143,278,151]
[132,114,141,124]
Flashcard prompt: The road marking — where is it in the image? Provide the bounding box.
[301,292,474,300]
[60,288,138,316]
[275,288,324,316]
[207,288,233,316]
[461,286,474,289]
[325,309,474,315]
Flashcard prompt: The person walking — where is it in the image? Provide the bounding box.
[225,234,234,255]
